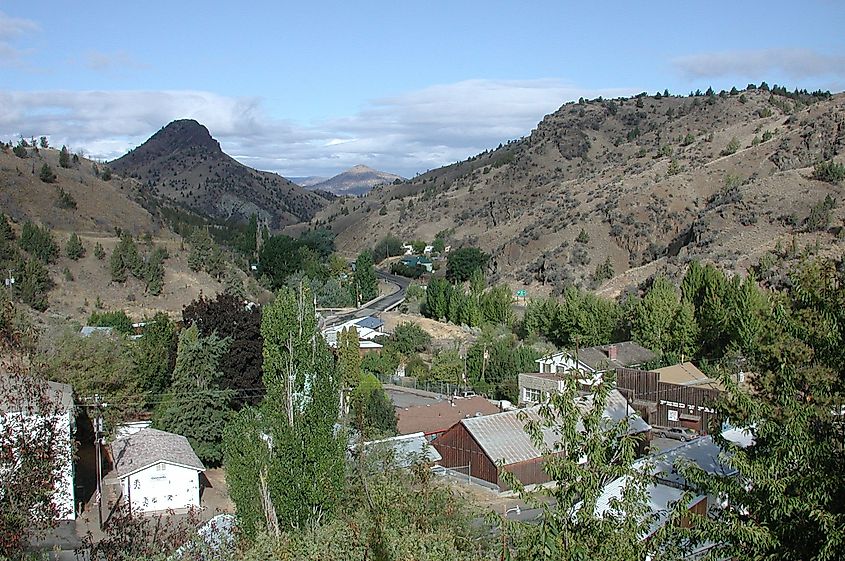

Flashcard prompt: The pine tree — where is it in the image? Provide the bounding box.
[152,324,233,465]
[58,146,70,168]
[65,233,85,260]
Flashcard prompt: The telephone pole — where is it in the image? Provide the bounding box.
[92,395,105,530]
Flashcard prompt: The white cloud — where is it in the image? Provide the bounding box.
[0,79,635,177]
[0,11,39,67]
[673,48,845,81]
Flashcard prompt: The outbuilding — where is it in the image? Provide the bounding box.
[433,390,649,490]
[111,428,205,514]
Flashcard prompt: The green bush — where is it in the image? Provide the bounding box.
[721,137,740,156]
[65,233,85,260]
[19,222,58,263]
[39,163,57,183]
[812,160,845,184]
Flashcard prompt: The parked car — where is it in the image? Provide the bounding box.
[652,426,698,441]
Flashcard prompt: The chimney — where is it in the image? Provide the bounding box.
[608,344,618,361]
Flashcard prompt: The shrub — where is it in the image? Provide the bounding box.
[55,188,76,209]
[812,160,845,184]
[576,228,590,243]
[39,164,57,183]
[18,222,58,263]
[720,137,740,156]
[94,243,106,260]
[65,233,85,260]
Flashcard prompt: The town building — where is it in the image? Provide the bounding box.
[396,395,501,440]
[111,428,205,514]
[531,342,656,392]
[433,390,650,490]
[0,374,76,519]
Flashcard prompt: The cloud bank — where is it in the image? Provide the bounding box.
[0,79,633,177]
[673,48,845,81]
[0,11,39,67]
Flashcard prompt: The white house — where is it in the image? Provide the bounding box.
[534,341,657,390]
[111,428,205,514]
[0,374,76,520]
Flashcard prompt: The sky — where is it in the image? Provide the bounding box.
[1,1,843,178]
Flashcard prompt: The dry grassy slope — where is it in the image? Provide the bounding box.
[319,89,845,294]
[110,119,331,230]
[0,146,240,321]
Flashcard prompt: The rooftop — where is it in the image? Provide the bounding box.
[355,316,384,330]
[0,371,74,414]
[460,390,650,466]
[653,362,724,391]
[397,396,501,435]
[112,428,205,478]
[364,432,442,467]
[540,341,657,371]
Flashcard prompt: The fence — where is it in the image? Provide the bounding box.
[375,373,474,398]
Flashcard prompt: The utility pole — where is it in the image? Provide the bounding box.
[92,395,105,530]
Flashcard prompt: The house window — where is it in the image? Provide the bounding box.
[524,388,542,403]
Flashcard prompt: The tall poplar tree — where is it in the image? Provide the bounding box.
[223,284,344,539]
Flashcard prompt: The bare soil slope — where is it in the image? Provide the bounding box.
[319,88,845,293]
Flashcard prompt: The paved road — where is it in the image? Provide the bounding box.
[325,270,410,327]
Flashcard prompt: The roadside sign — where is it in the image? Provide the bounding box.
[515,289,527,298]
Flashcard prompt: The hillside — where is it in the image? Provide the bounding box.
[318,87,845,294]
[303,165,404,196]
[0,145,260,321]
[110,120,331,229]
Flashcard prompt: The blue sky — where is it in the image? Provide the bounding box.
[1,1,843,178]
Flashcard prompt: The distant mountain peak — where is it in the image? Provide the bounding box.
[304,165,404,196]
[147,119,222,156]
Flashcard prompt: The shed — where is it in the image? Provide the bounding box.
[362,432,442,468]
[111,428,205,514]
[433,390,649,489]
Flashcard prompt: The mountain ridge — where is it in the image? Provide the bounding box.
[317,87,845,294]
[110,119,330,229]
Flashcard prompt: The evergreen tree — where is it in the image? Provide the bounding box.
[133,312,177,399]
[65,233,85,260]
[58,145,70,168]
[630,277,679,357]
[38,164,56,183]
[93,242,106,260]
[152,324,233,465]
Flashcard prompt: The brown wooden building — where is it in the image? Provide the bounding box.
[615,363,722,433]
[433,390,650,490]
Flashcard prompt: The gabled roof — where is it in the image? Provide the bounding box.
[112,428,205,478]
[0,372,74,414]
[539,341,657,371]
[459,390,650,466]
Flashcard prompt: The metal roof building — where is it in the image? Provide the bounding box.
[433,389,650,490]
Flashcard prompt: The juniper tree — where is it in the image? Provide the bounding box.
[65,233,85,260]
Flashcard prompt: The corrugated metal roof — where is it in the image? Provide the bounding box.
[364,432,441,468]
[461,390,649,466]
